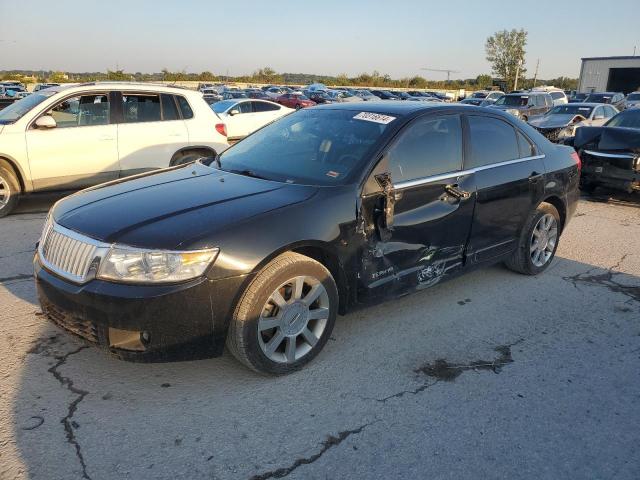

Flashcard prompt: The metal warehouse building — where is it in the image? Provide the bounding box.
[578,56,640,94]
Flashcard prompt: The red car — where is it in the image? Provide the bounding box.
[275,93,316,109]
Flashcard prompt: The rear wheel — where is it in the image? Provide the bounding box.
[505,202,560,275]
[0,164,20,218]
[226,252,338,374]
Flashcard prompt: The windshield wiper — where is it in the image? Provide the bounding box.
[228,169,269,180]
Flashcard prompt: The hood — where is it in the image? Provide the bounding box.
[529,114,584,129]
[574,126,640,153]
[53,163,318,250]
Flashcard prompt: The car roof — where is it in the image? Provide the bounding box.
[45,82,200,96]
[556,102,601,108]
[313,101,477,116]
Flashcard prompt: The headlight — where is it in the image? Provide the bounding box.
[97,246,219,283]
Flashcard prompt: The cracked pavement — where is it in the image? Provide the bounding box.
[1,194,639,480]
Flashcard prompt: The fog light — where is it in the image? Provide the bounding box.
[109,327,146,351]
[140,331,151,345]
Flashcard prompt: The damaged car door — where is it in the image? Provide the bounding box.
[358,113,476,300]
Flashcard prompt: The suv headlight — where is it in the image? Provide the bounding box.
[97,246,219,283]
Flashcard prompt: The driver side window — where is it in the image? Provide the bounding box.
[48,94,110,128]
[387,114,463,183]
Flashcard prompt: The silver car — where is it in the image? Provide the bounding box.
[528,102,618,142]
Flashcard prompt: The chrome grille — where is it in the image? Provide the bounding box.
[39,219,104,283]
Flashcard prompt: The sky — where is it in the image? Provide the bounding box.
[1,0,639,80]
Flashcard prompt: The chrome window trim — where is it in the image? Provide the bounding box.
[38,220,110,284]
[393,154,546,190]
[583,150,636,159]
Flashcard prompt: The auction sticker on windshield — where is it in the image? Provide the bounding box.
[353,112,396,124]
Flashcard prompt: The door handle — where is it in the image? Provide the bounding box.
[444,184,471,200]
[528,172,543,183]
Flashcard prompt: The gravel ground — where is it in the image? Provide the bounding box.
[1,193,639,480]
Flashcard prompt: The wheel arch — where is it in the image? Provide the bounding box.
[170,146,217,166]
[540,195,566,232]
[0,155,28,193]
[248,241,351,315]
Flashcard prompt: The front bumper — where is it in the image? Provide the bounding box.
[581,152,640,193]
[34,255,248,362]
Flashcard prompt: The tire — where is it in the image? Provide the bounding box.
[504,202,561,275]
[295,104,301,110]
[521,115,528,122]
[0,163,20,218]
[170,150,213,167]
[226,252,338,374]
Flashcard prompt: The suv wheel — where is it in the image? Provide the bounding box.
[0,163,20,218]
[505,202,560,275]
[226,252,338,374]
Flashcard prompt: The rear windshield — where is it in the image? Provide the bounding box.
[626,93,640,101]
[585,94,612,103]
[605,109,640,129]
[216,109,393,185]
[0,91,57,124]
[495,95,528,106]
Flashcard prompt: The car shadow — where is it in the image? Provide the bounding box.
[7,253,640,479]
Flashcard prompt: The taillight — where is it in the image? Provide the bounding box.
[571,151,581,173]
[215,123,227,137]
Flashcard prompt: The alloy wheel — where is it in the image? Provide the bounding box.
[530,213,558,267]
[258,275,330,364]
[0,175,10,208]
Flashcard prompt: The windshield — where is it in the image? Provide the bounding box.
[585,94,612,103]
[216,109,392,185]
[626,93,640,101]
[0,91,57,124]
[495,95,528,106]
[547,105,594,116]
[605,109,640,129]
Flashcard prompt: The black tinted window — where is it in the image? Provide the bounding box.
[467,116,519,168]
[122,94,161,123]
[161,94,179,121]
[176,96,193,119]
[254,101,279,112]
[387,114,463,182]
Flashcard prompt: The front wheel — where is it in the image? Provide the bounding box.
[505,202,560,275]
[0,164,20,218]
[295,104,302,110]
[226,252,338,374]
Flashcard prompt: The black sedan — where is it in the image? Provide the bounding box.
[34,103,580,374]
[370,90,400,100]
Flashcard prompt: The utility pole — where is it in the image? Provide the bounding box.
[533,59,540,87]
[513,62,521,92]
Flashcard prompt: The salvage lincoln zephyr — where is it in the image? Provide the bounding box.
[34,103,580,374]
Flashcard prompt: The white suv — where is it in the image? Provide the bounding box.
[0,82,229,216]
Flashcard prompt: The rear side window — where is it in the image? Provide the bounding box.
[467,116,520,168]
[387,114,463,182]
[122,94,161,123]
[176,96,193,119]
[253,101,280,112]
[161,94,179,121]
[516,130,536,157]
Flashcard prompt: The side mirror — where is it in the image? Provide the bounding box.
[35,115,57,129]
[229,109,240,116]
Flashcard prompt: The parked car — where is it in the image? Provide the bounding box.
[33,102,580,373]
[275,93,316,110]
[201,89,222,104]
[353,90,379,101]
[470,90,504,104]
[246,90,271,100]
[222,91,248,100]
[548,90,568,106]
[326,90,363,103]
[490,92,553,121]
[584,92,626,110]
[306,91,334,104]
[14,91,31,99]
[574,108,640,194]
[0,82,229,217]
[370,90,400,100]
[623,92,640,109]
[265,87,286,99]
[34,83,61,92]
[211,99,293,140]
[528,103,618,142]
[459,98,484,106]
[568,93,589,103]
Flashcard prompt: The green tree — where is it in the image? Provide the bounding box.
[475,74,493,89]
[408,76,427,88]
[485,29,528,91]
[49,71,68,83]
[106,69,130,81]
